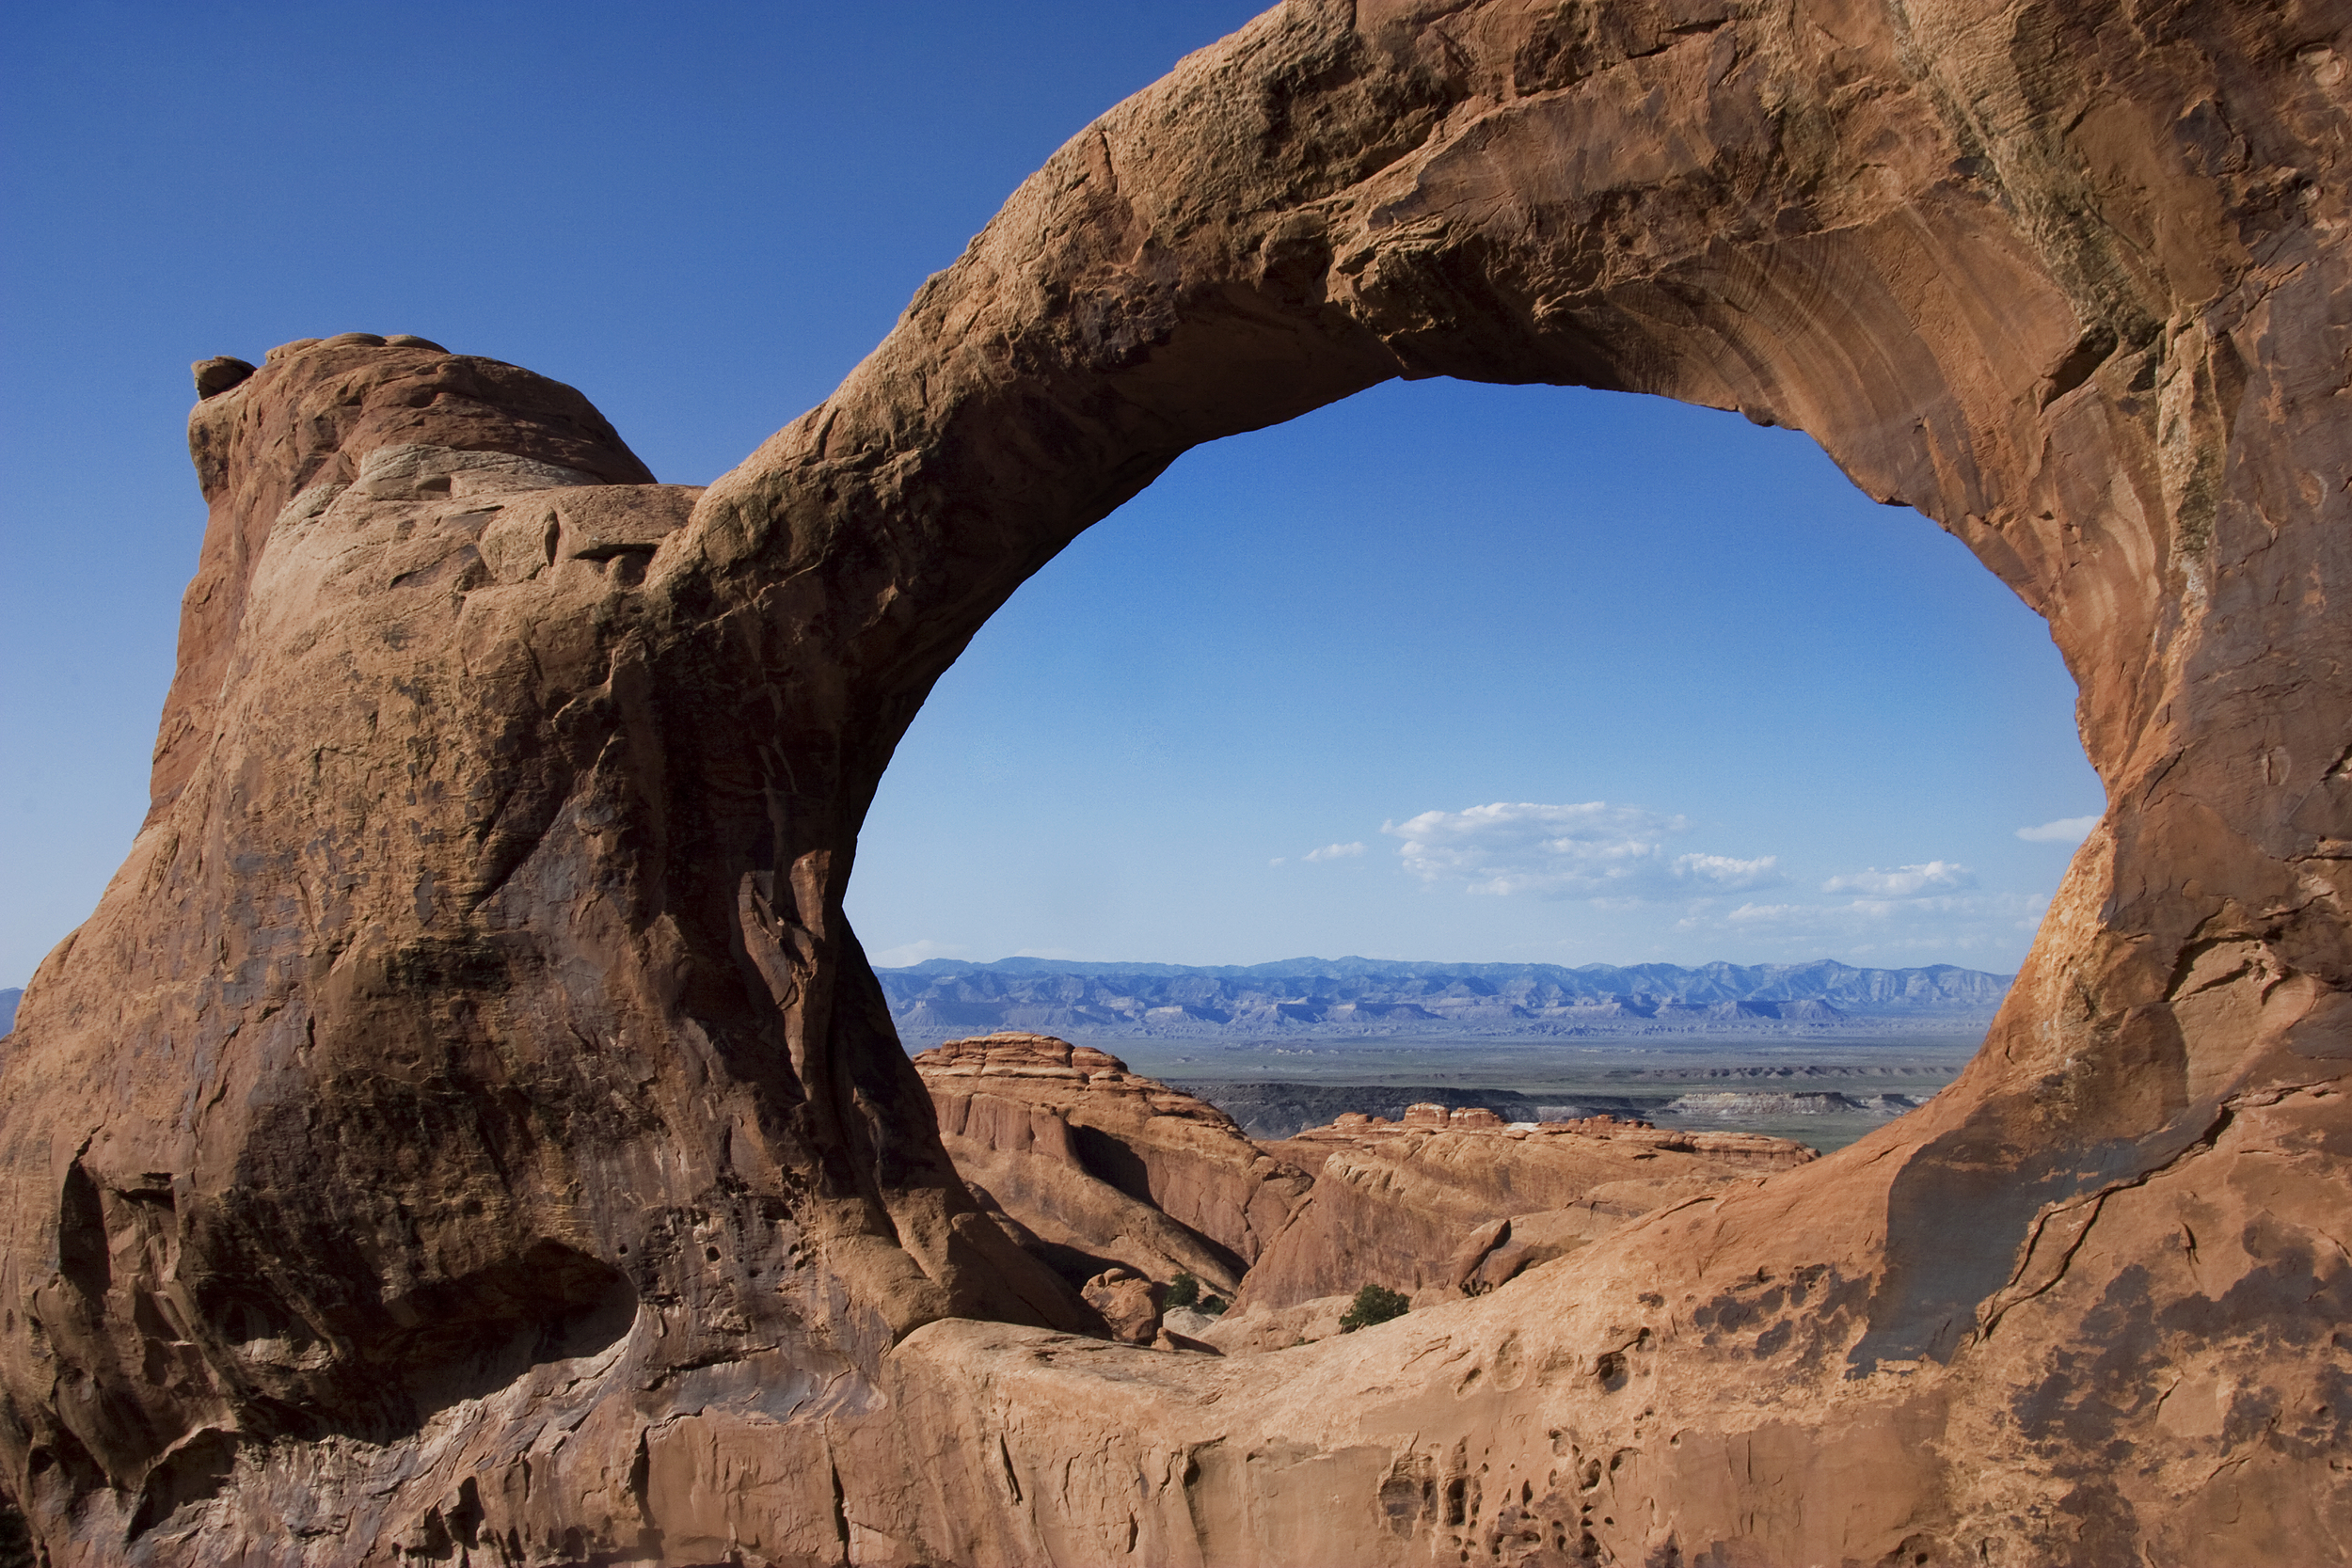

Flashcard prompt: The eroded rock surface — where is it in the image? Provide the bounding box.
[0,337,1089,1563]
[1241,1108,1813,1309]
[1079,1267,1166,1345]
[913,1041,1804,1343]
[914,1033,1312,1295]
[2,0,2348,1560]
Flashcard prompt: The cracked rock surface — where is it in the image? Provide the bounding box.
[2,0,2349,1560]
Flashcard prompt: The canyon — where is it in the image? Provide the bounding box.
[0,0,2346,1562]
[911,1031,1814,1347]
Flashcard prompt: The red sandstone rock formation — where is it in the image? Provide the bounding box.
[2,0,2347,1560]
[0,338,1091,1560]
[910,1044,1798,1346]
[914,1033,1312,1295]
[1241,1111,1813,1309]
[1079,1266,1166,1345]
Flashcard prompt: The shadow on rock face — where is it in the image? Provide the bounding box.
[111,1240,636,1540]
[375,1240,639,1422]
[184,1238,637,1451]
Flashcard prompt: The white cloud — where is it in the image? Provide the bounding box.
[1724,902,1811,926]
[870,939,967,968]
[1820,861,1977,897]
[1683,888,2052,959]
[1675,852,1783,889]
[2017,815,2100,844]
[1381,801,1780,899]
[1303,841,1365,862]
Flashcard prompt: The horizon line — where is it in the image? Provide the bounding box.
[874,953,2017,975]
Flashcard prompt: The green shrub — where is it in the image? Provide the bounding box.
[1339,1283,1410,1333]
[1165,1272,1200,1309]
[1199,1294,1227,1316]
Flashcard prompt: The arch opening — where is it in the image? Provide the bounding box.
[850,376,2102,996]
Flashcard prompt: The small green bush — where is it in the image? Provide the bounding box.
[1198,1294,1228,1316]
[1165,1272,1200,1309]
[1339,1283,1410,1333]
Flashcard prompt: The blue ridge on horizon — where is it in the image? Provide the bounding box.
[880,954,2014,985]
[873,955,2010,1033]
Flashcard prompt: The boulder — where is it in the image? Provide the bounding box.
[1195,1291,1358,1355]
[1445,1210,1597,1295]
[1158,1305,1229,1341]
[1079,1266,1163,1345]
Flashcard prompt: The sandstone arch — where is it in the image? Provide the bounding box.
[2,0,2346,1561]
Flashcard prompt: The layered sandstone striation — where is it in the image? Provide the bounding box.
[914,1033,1311,1295]
[1240,1107,1813,1308]
[2,0,2348,1561]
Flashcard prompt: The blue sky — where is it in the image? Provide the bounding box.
[0,2,2103,988]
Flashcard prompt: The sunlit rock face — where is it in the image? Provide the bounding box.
[0,339,1092,1562]
[908,1037,1817,1351]
[914,1033,1313,1297]
[1240,1110,1815,1310]
[2,0,2348,1560]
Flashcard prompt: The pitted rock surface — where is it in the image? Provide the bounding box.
[2,0,2349,1561]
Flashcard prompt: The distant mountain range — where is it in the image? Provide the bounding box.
[878,958,2010,1039]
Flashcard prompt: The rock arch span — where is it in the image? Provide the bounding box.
[1,0,2345,1560]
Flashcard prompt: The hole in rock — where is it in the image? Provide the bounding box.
[853,380,2101,1154]
[376,1241,636,1408]
[191,1239,638,1448]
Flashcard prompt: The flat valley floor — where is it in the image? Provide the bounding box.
[1025,1032,1986,1153]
